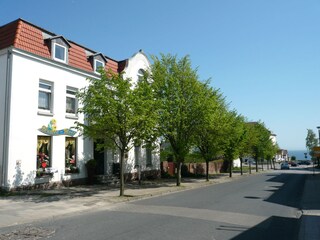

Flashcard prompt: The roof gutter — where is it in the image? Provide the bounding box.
[1,48,12,189]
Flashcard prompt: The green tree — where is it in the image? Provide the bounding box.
[223,112,246,177]
[195,84,229,181]
[246,122,273,172]
[306,129,318,158]
[263,138,279,169]
[151,54,205,186]
[76,69,156,196]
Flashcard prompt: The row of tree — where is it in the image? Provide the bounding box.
[76,54,278,196]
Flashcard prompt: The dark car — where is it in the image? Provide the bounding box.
[289,161,297,167]
[281,162,290,170]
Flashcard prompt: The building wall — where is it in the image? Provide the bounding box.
[0,49,8,188]
[1,48,160,189]
[5,49,95,188]
[120,51,160,175]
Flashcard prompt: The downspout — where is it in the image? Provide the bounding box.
[1,48,12,189]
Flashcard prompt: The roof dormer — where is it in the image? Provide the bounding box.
[89,53,107,73]
[46,36,71,64]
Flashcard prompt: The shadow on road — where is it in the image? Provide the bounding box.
[229,215,300,240]
[229,171,309,239]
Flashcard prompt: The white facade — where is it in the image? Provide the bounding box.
[103,51,160,177]
[0,47,95,189]
[0,45,158,189]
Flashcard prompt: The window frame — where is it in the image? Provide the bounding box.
[65,86,78,117]
[134,146,141,168]
[38,80,53,115]
[36,135,52,177]
[53,43,67,63]
[146,147,153,167]
[65,137,78,173]
[94,59,104,73]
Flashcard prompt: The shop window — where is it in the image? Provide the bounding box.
[37,136,51,177]
[65,137,78,173]
[38,81,53,113]
[66,87,77,115]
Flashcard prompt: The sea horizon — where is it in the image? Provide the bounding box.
[288,150,311,160]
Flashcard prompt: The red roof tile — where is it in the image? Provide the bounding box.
[0,19,19,50]
[0,19,122,74]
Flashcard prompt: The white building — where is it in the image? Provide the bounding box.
[0,19,159,190]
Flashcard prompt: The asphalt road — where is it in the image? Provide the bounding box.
[4,170,307,240]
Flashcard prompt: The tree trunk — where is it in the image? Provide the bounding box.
[240,157,243,175]
[119,150,125,196]
[255,158,258,172]
[176,161,182,186]
[206,160,209,182]
[229,159,232,178]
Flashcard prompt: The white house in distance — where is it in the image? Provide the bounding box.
[0,18,159,190]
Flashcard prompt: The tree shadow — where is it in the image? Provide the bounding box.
[229,215,300,240]
[264,173,306,208]
[226,172,311,239]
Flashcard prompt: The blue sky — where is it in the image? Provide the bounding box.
[1,0,320,151]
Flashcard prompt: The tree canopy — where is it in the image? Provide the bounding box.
[306,129,318,158]
[76,69,156,196]
[151,54,206,186]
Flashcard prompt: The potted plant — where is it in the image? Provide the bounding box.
[85,159,97,184]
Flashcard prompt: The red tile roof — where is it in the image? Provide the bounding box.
[0,19,122,73]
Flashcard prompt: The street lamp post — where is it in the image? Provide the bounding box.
[315,126,320,174]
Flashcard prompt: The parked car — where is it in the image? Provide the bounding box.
[281,162,290,170]
[289,161,297,167]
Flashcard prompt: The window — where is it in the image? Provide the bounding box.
[38,81,53,113]
[66,87,77,115]
[137,69,145,82]
[53,43,67,62]
[37,136,51,176]
[146,147,152,166]
[134,146,141,167]
[94,59,104,73]
[65,137,78,173]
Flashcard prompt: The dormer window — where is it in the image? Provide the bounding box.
[88,53,107,74]
[46,35,71,64]
[94,59,104,73]
[53,43,67,62]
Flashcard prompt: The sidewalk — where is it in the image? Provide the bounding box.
[298,172,320,240]
[0,173,240,228]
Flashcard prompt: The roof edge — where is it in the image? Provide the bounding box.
[2,18,121,63]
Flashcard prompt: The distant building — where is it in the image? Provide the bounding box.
[0,19,159,190]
